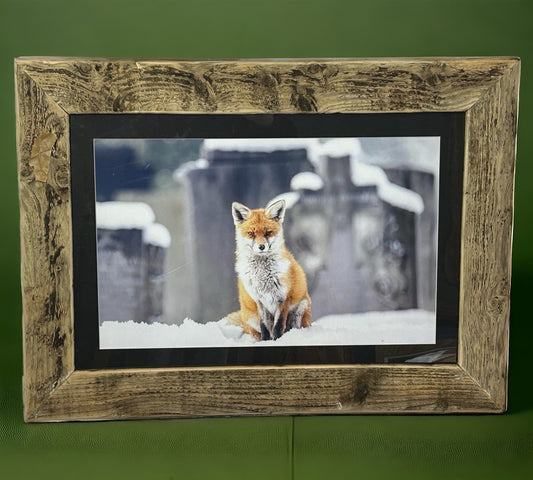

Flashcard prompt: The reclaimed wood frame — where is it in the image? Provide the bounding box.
[15,57,519,422]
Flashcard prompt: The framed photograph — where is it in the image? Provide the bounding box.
[16,57,519,421]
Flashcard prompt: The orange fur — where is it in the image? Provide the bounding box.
[235,209,282,247]
[226,310,261,341]
[231,202,312,340]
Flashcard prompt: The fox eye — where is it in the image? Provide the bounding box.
[265,230,272,237]
[247,231,254,238]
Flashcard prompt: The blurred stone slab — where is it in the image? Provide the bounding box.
[383,168,436,311]
[284,142,420,319]
[177,139,314,322]
[96,202,170,325]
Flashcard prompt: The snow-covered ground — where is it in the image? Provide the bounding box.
[99,309,435,349]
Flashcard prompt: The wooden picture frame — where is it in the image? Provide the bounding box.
[15,57,519,422]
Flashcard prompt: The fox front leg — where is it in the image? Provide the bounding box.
[286,299,309,331]
[272,303,289,340]
[258,301,274,341]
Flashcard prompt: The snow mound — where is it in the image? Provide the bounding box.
[99,309,435,349]
[352,162,424,214]
[173,158,208,181]
[359,137,440,175]
[100,318,255,349]
[317,138,362,158]
[290,172,324,191]
[96,202,155,230]
[144,223,171,248]
[267,191,301,209]
[96,201,171,247]
[276,310,434,346]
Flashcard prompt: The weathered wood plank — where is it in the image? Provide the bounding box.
[15,66,74,421]
[17,57,518,114]
[32,365,497,421]
[459,61,520,411]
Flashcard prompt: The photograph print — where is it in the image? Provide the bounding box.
[94,135,440,350]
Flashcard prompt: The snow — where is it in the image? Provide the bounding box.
[96,201,171,247]
[314,137,440,175]
[173,158,208,181]
[172,138,433,215]
[308,139,424,214]
[352,162,424,214]
[96,201,155,230]
[315,138,362,159]
[359,137,440,175]
[100,318,255,349]
[290,172,324,191]
[144,222,171,248]
[270,139,424,214]
[99,309,435,349]
[203,138,319,153]
[267,192,301,209]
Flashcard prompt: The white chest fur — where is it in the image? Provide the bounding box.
[236,252,290,314]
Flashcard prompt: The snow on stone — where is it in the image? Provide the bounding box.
[99,309,435,349]
[290,172,324,191]
[267,192,301,209]
[173,158,208,181]
[96,201,171,247]
[316,139,424,214]
[203,138,320,154]
[144,223,171,248]
[315,138,362,159]
[359,137,440,174]
[96,201,155,230]
[352,162,424,214]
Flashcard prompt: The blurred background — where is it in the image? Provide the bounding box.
[1,1,531,479]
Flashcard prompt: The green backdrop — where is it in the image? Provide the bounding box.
[1,1,531,478]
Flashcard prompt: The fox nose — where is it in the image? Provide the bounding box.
[258,244,265,251]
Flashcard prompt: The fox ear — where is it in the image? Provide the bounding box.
[232,202,251,224]
[265,199,286,223]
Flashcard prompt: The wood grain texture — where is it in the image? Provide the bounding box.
[15,57,519,421]
[32,365,496,422]
[17,57,518,114]
[15,65,74,421]
[459,61,520,411]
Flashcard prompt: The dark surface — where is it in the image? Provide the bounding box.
[1,1,532,479]
[71,113,460,369]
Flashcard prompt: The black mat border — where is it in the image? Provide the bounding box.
[70,112,464,369]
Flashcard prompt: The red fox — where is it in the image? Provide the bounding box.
[228,199,311,341]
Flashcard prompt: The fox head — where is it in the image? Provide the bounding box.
[232,199,286,255]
